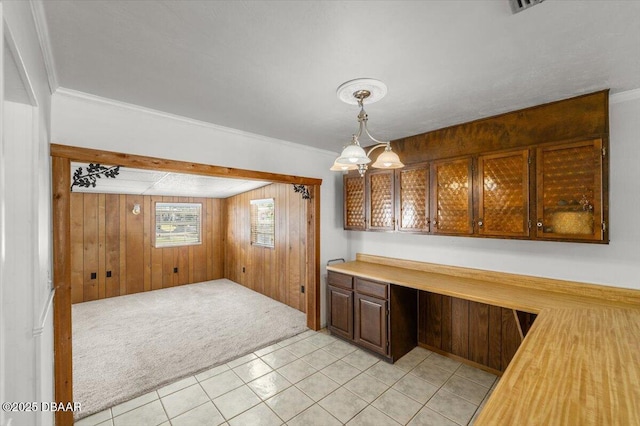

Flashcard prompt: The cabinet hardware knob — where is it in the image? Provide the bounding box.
[477,220,483,227]
[537,221,543,228]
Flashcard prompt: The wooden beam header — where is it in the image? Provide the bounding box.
[50,143,323,186]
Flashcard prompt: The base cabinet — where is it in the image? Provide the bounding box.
[327,271,417,362]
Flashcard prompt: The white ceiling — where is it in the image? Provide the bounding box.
[70,162,271,198]
[43,1,640,153]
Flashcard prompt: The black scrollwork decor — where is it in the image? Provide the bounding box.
[293,184,311,200]
[71,163,121,192]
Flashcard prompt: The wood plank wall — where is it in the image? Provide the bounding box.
[70,193,224,303]
[418,291,527,372]
[225,183,307,312]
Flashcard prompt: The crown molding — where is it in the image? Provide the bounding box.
[54,87,339,157]
[29,0,59,94]
[610,88,640,104]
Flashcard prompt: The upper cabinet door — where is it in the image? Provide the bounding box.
[367,169,395,231]
[431,157,474,235]
[344,174,366,230]
[396,163,429,232]
[478,150,530,237]
[536,139,605,241]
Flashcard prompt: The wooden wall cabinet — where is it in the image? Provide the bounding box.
[431,157,474,235]
[536,139,605,241]
[396,163,430,232]
[366,169,395,231]
[344,174,366,230]
[327,271,417,362]
[477,149,530,237]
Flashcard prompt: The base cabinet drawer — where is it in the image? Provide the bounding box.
[354,293,388,355]
[328,285,353,340]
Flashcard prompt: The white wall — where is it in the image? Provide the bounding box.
[348,90,640,290]
[51,88,350,327]
[1,1,54,426]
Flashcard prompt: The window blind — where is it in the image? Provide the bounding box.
[250,198,275,248]
[155,202,202,248]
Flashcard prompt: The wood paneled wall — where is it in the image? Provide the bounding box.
[70,193,224,303]
[225,183,308,312]
[418,291,533,372]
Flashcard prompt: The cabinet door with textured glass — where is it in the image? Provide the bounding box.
[431,157,473,234]
[478,150,530,237]
[366,169,395,231]
[536,139,605,241]
[344,174,366,230]
[396,163,429,232]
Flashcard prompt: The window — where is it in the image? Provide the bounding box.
[155,203,202,248]
[250,198,275,248]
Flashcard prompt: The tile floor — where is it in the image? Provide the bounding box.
[76,329,498,426]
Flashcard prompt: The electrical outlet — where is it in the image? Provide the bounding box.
[90,272,97,280]
[242,267,245,273]
[173,267,178,273]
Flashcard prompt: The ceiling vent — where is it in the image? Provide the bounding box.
[510,0,545,14]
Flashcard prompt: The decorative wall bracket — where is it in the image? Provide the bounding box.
[71,163,120,192]
[293,184,311,200]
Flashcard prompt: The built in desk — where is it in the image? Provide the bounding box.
[326,254,640,425]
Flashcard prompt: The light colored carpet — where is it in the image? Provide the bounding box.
[72,279,307,419]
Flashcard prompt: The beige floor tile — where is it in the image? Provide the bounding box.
[344,373,389,403]
[111,391,159,417]
[426,389,478,426]
[266,386,314,422]
[410,361,454,387]
[76,409,112,426]
[254,344,281,357]
[213,385,261,420]
[286,339,320,357]
[160,383,209,419]
[288,404,342,426]
[200,370,244,400]
[277,335,304,348]
[455,364,497,389]
[422,353,461,372]
[226,353,258,369]
[233,358,273,383]
[321,360,361,385]
[170,401,225,426]
[157,376,198,397]
[276,359,317,383]
[96,420,114,426]
[366,361,407,386]
[392,374,438,404]
[300,348,339,370]
[319,387,367,423]
[195,364,230,382]
[342,349,380,371]
[227,402,282,426]
[304,333,337,348]
[261,348,298,369]
[408,406,458,426]
[346,405,400,426]
[296,330,317,340]
[323,339,357,358]
[295,372,340,401]
[247,371,292,400]
[394,350,431,372]
[442,375,490,405]
[112,400,168,426]
[371,388,422,425]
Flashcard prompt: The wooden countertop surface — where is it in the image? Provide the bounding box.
[327,255,640,425]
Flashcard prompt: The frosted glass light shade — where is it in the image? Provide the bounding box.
[336,144,370,165]
[372,149,404,169]
[330,160,358,171]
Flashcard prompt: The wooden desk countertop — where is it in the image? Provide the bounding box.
[326,255,640,425]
